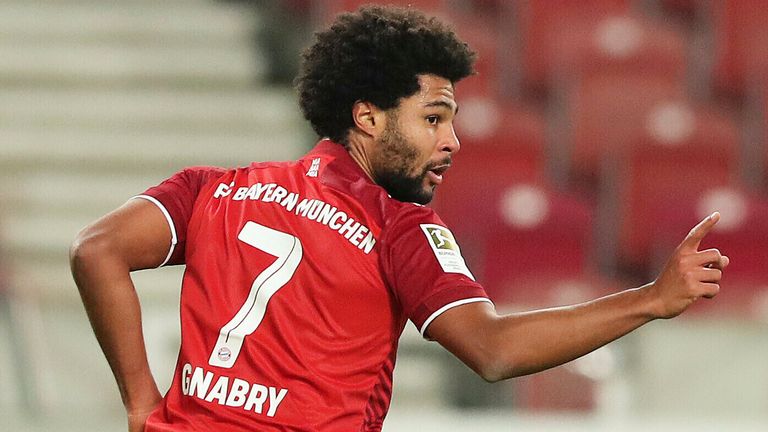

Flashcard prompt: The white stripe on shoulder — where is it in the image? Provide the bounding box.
[130,195,177,267]
[420,297,493,339]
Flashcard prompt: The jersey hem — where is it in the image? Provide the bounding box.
[131,195,178,267]
[419,297,493,339]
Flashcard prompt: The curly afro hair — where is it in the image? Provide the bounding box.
[295,5,476,144]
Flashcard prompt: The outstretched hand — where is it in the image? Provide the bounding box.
[646,212,730,319]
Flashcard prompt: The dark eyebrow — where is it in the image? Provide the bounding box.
[424,100,459,114]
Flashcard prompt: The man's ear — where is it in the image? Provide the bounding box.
[351,100,384,138]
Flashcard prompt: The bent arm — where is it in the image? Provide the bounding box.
[70,198,172,415]
[429,213,729,382]
[428,287,656,381]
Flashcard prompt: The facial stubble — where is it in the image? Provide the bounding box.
[371,112,447,204]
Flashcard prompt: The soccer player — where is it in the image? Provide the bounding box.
[70,5,729,432]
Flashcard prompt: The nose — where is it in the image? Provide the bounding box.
[439,124,461,154]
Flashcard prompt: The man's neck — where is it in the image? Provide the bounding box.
[344,134,376,182]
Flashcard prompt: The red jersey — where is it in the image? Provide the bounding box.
[135,140,490,431]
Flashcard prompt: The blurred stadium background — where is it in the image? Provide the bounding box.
[1,0,767,430]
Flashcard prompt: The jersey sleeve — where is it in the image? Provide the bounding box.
[380,205,492,339]
[131,166,225,266]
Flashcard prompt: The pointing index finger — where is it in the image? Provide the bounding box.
[681,212,720,252]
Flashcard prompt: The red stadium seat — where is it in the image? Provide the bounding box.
[513,0,631,93]
[548,13,687,86]
[451,99,545,157]
[472,181,597,305]
[564,75,686,188]
[534,14,688,189]
[541,13,688,188]
[447,15,501,99]
[650,186,768,317]
[709,1,768,97]
[439,153,620,305]
[608,103,739,272]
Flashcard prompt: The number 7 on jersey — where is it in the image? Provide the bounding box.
[209,221,303,368]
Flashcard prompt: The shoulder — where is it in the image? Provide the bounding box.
[181,165,228,175]
[378,201,449,247]
[182,162,303,189]
[248,159,305,172]
[383,201,443,230]
[174,165,230,186]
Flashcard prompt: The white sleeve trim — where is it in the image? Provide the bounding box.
[130,195,177,267]
[419,297,493,339]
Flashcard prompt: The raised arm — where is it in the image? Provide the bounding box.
[428,212,730,382]
[70,198,172,430]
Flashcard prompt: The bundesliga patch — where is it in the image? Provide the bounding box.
[420,224,475,280]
